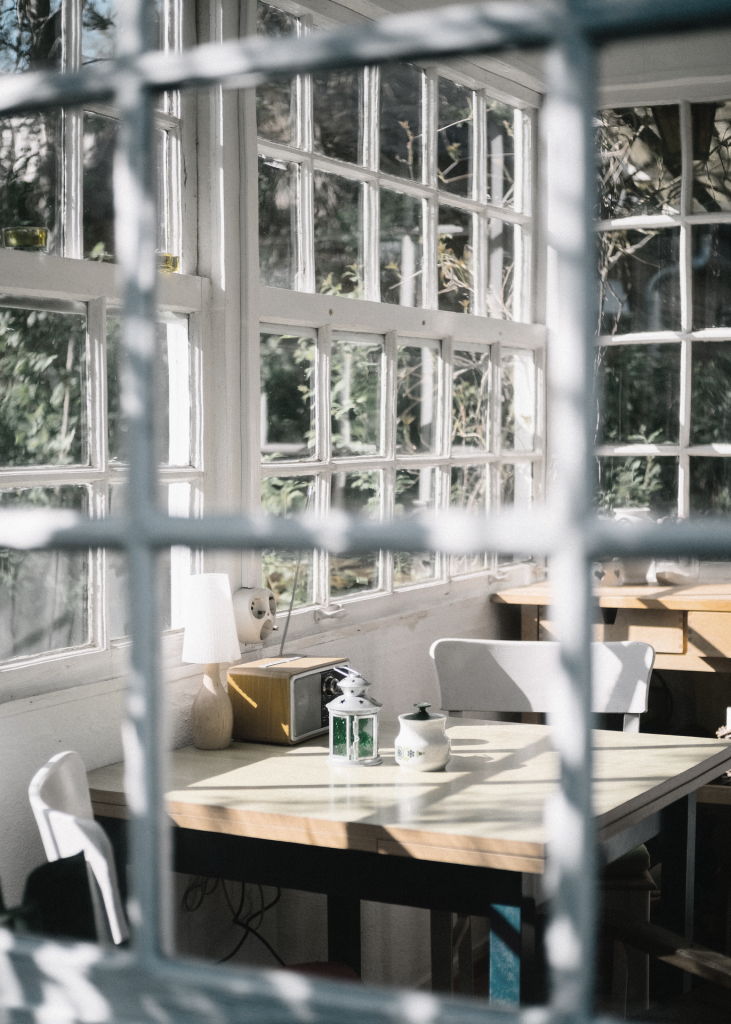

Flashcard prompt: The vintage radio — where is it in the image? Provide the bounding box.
[227,656,347,745]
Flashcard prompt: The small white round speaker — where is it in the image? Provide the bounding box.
[232,587,277,643]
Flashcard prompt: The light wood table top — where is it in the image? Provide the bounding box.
[492,581,731,611]
[88,720,731,876]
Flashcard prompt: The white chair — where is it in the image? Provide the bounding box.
[430,639,654,732]
[28,751,129,945]
[429,638,655,1011]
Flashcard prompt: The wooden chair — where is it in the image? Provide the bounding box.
[29,751,130,945]
[429,638,655,1008]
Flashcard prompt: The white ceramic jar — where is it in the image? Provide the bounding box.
[395,703,450,772]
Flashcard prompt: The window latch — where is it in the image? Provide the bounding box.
[314,603,346,623]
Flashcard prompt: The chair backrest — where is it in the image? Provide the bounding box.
[430,639,655,733]
[28,751,129,945]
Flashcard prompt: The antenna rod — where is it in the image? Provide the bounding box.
[278,484,314,657]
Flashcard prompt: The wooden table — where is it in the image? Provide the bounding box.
[88,719,731,1003]
[493,582,731,673]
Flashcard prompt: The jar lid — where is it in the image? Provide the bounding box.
[402,702,440,720]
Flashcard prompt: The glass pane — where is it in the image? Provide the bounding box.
[438,206,473,313]
[313,68,361,164]
[438,77,473,197]
[596,455,678,518]
[0,486,88,659]
[498,462,533,565]
[330,471,380,597]
[487,218,516,320]
[107,314,191,465]
[394,467,436,587]
[597,107,682,219]
[691,341,731,444]
[83,111,117,262]
[313,172,363,297]
[0,113,58,253]
[692,100,731,214]
[501,349,535,452]
[690,458,731,517]
[452,349,489,451]
[692,225,731,330]
[598,228,680,335]
[331,336,383,457]
[450,464,486,575]
[0,0,61,72]
[379,62,423,181]
[256,1,297,145]
[379,189,423,307]
[597,344,680,445]
[500,462,532,510]
[396,343,438,455]
[487,100,516,208]
[261,475,314,609]
[260,331,315,461]
[82,0,117,67]
[0,305,87,466]
[259,156,297,290]
[109,481,191,638]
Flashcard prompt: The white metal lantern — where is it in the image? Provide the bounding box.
[326,668,382,766]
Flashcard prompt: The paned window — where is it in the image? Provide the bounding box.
[0,0,180,261]
[260,326,542,607]
[596,101,731,520]
[0,0,193,673]
[0,297,200,663]
[256,1,541,610]
[256,0,531,317]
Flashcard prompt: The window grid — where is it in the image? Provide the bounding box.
[2,2,731,1022]
[256,10,533,318]
[0,276,203,667]
[260,318,543,607]
[596,98,731,520]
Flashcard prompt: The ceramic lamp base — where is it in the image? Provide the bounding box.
[191,663,233,750]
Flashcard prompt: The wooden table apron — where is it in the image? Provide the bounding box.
[88,719,731,1003]
[493,581,731,673]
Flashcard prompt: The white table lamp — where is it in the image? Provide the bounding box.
[182,574,241,749]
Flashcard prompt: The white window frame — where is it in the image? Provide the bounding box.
[595,91,731,521]
[252,0,547,625]
[0,252,203,700]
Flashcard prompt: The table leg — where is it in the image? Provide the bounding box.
[659,792,696,996]
[327,891,361,977]
[430,911,452,992]
[489,902,521,1005]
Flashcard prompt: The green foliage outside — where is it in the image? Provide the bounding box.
[261,476,313,608]
[260,333,315,460]
[0,307,86,466]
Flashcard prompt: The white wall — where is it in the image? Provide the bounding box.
[0,588,518,988]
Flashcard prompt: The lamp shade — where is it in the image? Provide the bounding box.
[181,574,240,664]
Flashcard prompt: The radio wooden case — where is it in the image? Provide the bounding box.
[227,656,348,745]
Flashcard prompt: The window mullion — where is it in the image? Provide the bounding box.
[299,159,315,293]
[678,100,693,518]
[88,296,107,472]
[473,212,487,317]
[316,324,331,463]
[491,339,502,458]
[381,465,394,594]
[315,472,330,606]
[439,334,454,460]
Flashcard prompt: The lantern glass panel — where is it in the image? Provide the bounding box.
[356,716,374,758]
[332,715,348,757]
